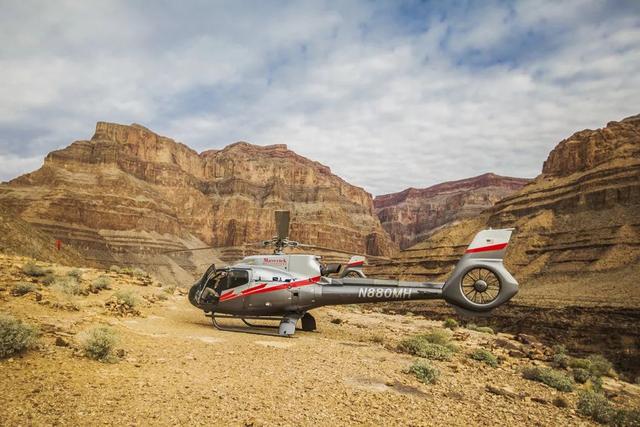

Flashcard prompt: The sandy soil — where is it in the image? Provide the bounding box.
[1,256,638,426]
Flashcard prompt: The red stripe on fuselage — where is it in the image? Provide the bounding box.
[218,276,321,304]
[347,261,364,267]
[465,242,508,254]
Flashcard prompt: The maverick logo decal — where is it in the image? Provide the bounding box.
[358,288,412,299]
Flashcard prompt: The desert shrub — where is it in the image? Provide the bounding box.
[90,276,111,293]
[0,314,39,358]
[467,323,495,334]
[398,335,455,361]
[569,357,592,370]
[553,344,567,355]
[578,390,612,424]
[575,390,639,426]
[11,282,37,296]
[407,360,440,384]
[420,329,453,347]
[80,326,118,362]
[53,278,83,296]
[41,273,56,286]
[22,262,45,277]
[162,284,176,294]
[443,318,459,330]
[131,268,149,278]
[522,366,574,392]
[109,265,121,273]
[588,354,614,378]
[470,348,499,367]
[573,368,591,384]
[566,354,614,378]
[67,269,83,280]
[154,292,169,301]
[369,333,385,344]
[553,353,570,368]
[113,290,138,308]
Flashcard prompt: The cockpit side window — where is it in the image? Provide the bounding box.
[223,269,249,290]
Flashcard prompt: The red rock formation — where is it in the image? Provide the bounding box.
[0,122,396,283]
[369,114,640,304]
[374,173,530,249]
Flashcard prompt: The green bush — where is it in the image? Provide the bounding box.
[131,268,149,278]
[41,273,56,286]
[443,318,459,330]
[467,323,495,334]
[470,348,499,367]
[53,278,82,296]
[11,282,37,296]
[573,368,591,384]
[578,390,613,424]
[588,354,614,378]
[419,329,453,347]
[22,262,46,277]
[522,366,574,392]
[162,285,176,294]
[114,290,138,308]
[398,332,456,361]
[569,357,592,370]
[0,314,39,358]
[80,326,118,362]
[576,390,639,426]
[407,360,440,384]
[109,265,121,273]
[90,276,111,293]
[553,353,570,368]
[67,269,83,280]
[553,344,567,355]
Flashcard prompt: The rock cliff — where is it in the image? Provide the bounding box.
[374,173,529,249]
[0,122,396,283]
[370,114,640,304]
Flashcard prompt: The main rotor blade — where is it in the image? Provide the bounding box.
[275,210,290,240]
[295,243,392,261]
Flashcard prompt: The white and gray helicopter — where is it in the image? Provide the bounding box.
[188,211,518,336]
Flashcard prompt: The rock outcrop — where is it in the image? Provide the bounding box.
[0,122,396,283]
[370,114,640,304]
[374,173,530,249]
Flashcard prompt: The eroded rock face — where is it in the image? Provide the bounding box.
[0,122,396,282]
[369,114,640,300]
[374,174,530,249]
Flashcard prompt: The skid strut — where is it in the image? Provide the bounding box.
[208,312,314,337]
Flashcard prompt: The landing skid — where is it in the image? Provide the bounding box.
[208,313,316,337]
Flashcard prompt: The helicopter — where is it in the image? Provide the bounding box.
[188,210,518,337]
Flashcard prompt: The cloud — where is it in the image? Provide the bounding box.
[0,0,639,195]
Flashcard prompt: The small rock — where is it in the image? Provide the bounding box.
[516,333,539,345]
[486,384,520,399]
[532,396,548,404]
[494,338,521,351]
[115,349,126,358]
[508,349,528,358]
[55,337,69,347]
[553,396,569,408]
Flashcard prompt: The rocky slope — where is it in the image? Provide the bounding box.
[0,122,395,283]
[369,114,640,304]
[374,173,530,249]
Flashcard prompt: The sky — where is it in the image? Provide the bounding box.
[0,0,639,195]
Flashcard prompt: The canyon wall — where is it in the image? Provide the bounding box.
[374,173,529,249]
[369,114,640,303]
[0,122,396,283]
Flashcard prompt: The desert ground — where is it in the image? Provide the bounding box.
[1,255,639,426]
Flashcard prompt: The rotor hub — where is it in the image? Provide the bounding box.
[473,279,488,293]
